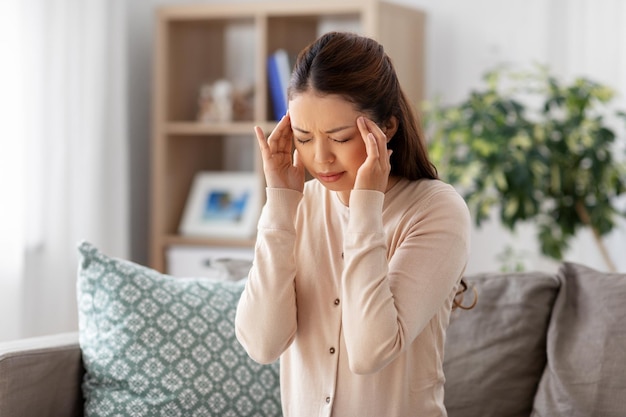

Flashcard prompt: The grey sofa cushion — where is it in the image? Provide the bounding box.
[444,271,560,417]
[532,263,626,417]
[0,332,84,417]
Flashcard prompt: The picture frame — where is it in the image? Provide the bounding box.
[179,171,261,239]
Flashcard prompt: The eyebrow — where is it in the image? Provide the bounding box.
[292,125,354,134]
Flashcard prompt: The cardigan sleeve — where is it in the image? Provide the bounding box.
[340,186,471,374]
[235,187,303,364]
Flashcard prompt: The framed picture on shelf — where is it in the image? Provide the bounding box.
[179,171,261,239]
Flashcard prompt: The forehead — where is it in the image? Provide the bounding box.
[288,92,361,131]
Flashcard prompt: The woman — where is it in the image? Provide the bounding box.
[235,32,472,416]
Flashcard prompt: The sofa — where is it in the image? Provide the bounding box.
[1,243,625,417]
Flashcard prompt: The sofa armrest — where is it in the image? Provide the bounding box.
[0,332,84,417]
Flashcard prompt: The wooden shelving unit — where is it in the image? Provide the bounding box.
[150,0,426,272]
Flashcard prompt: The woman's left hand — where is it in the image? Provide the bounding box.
[354,116,392,193]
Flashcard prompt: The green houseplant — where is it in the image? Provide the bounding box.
[425,66,626,271]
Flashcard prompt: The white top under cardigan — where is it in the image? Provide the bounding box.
[235,178,471,417]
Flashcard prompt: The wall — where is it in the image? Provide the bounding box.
[127,0,626,274]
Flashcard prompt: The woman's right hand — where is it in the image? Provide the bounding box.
[254,112,305,192]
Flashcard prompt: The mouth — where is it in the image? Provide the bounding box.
[317,172,345,183]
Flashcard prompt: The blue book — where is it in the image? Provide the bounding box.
[267,49,291,120]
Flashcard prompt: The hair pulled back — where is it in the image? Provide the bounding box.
[289,31,437,180]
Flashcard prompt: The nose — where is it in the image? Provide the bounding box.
[314,139,334,164]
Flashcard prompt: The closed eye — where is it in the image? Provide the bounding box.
[295,137,312,144]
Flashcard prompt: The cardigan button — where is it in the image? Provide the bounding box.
[333,298,340,306]
[329,347,336,354]
[325,396,331,404]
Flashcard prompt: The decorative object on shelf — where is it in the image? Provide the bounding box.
[197,79,254,123]
[179,171,261,239]
[197,78,234,122]
[232,83,255,121]
[425,65,626,271]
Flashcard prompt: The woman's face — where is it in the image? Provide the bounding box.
[288,92,368,193]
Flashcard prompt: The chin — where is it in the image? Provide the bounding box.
[316,177,351,192]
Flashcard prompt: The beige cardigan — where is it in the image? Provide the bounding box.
[236,178,470,417]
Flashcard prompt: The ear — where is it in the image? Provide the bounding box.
[382,116,399,142]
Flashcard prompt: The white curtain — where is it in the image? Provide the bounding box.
[0,1,27,341]
[0,0,130,341]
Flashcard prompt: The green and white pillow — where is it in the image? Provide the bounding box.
[76,241,281,417]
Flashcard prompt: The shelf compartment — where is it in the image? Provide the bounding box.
[162,135,259,236]
[165,17,256,123]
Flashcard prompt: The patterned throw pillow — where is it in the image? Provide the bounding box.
[76,242,281,417]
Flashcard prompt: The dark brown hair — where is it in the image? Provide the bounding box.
[289,31,437,181]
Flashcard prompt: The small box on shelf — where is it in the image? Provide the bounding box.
[167,245,254,279]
